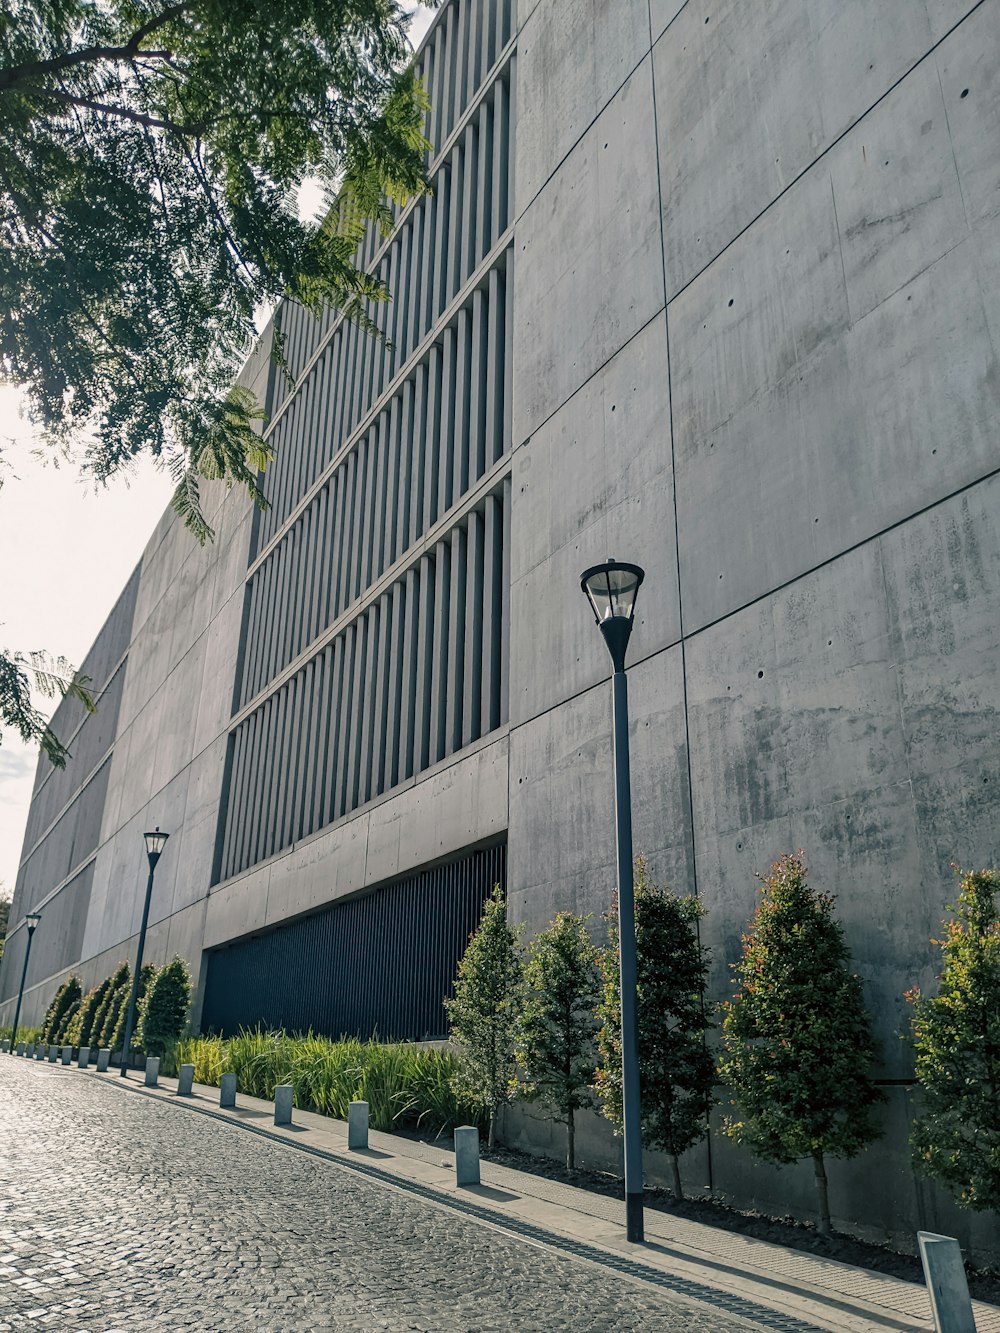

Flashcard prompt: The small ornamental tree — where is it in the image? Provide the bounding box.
[516,913,602,1170]
[719,853,884,1235]
[91,963,129,1048]
[40,978,73,1043]
[597,858,715,1199]
[98,963,131,1049]
[137,956,191,1058]
[908,867,1000,1211]
[49,976,82,1044]
[445,886,523,1148]
[110,964,157,1052]
[78,975,114,1048]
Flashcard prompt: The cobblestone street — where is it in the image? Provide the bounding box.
[0,1060,815,1332]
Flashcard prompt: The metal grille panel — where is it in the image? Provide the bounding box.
[201,842,506,1042]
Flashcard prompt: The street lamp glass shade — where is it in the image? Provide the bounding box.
[25,912,41,930]
[580,560,645,624]
[143,827,169,858]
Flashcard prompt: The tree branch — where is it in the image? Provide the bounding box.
[0,3,192,93]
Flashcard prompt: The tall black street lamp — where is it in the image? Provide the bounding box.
[119,827,169,1076]
[581,558,645,1244]
[9,910,42,1054]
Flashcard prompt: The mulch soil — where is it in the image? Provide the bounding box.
[478,1142,1000,1308]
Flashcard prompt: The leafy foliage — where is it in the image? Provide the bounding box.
[77,973,114,1048]
[50,975,82,1042]
[908,867,1000,1211]
[90,961,129,1048]
[0,892,9,960]
[136,954,189,1056]
[597,858,715,1198]
[96,961,131,1048]
[40,974,80,1042]
[0,0,432,541]
[719,853,883,1234]
[110,962,156,1051]
[516,912,601,1169]
[445,885,523,1148]
[0,648,95,766]
[175,1029,483,1135]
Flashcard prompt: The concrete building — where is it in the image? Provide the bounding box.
[3,0,999,1259]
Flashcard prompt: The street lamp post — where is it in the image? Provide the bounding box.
[581,558,646,1244]
[119,827,169,1076]
[8,911,42,1054]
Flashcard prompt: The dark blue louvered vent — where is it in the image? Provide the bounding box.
[201,841,505,1041]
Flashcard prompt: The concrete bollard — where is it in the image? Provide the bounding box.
[347,1100,369,1150]
[26,1043,34,1058]
[78,1047,90,1069]
[96,1049,111,1072]
[454,1126,481,1187]
[177,1064,195,1096]
[918,1232,976,1333]
[35,1046,45,1061]
[61,1046,72,1065]
[144,1056,160,1088]
[16,1042,25,1057]
[48,1045,58,1063]
[274,1084,293,1126]
[220,1073,237,1108]
[0,1040,7,1053]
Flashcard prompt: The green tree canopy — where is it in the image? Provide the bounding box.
[1,0,432,540]
[137,954,190,1056]
[597,858,715,1199]
[718,853,883,1235]
[516,912,601,1170]
[908,867,1000,1212]
[0,0,432,763]
[445,885,522,1148]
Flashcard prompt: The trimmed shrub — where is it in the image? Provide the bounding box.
[719,853,883,1235]
[597,858,715,1200]
[136,956,190,1057]
[517,912,601,1170]
[908,867,1000,1211]
[97,964,131,1049]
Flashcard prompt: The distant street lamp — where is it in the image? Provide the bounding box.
[9,911,42,1054]
[581,558,645,1244]
[119,828,169,1076]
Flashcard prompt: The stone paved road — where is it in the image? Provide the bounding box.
[0,1060,800,1332]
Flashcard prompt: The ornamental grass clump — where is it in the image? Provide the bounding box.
[173,1030,481,1137]
[597,858,715,1199]
[719,853,883,1235]
[908,867,1000,1212]
[516,912,601,1170]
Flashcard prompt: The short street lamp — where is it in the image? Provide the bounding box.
[581,558,645,1244]
[9,911,42,1054]
[119,827,169,1076]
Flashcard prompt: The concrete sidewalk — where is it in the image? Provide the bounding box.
[69,1060,999,1333]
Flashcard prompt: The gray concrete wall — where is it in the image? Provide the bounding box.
[4,0,999,1264]
[507,0,1000,1264]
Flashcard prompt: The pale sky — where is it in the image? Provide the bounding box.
[0,4,437,902]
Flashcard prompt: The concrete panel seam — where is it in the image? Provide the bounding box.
[658,0,991,310]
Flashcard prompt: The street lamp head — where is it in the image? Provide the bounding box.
[581,559,645,672]
[143,827,169,866]
[25,912,41,932]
